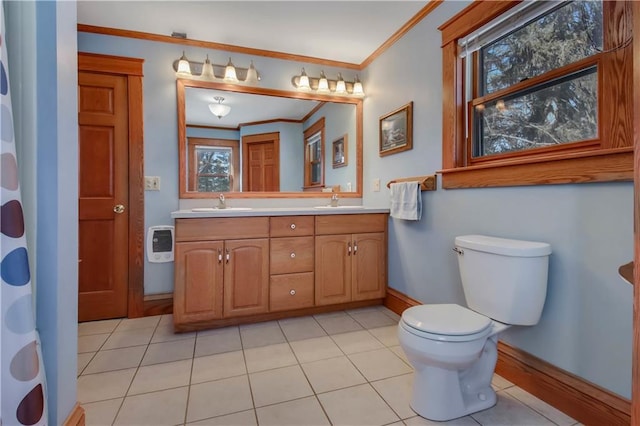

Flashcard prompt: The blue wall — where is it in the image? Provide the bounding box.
[362,1,633,398]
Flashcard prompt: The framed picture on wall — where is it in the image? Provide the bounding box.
[332,134,348,168]
[379,101,413,157]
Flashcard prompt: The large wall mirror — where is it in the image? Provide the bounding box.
[177,79,363,199]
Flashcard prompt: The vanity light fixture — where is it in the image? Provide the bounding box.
[291,69,365,97]
[209,96,231,119]
[172,53,260,84]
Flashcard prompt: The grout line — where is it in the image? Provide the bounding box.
[183,323,198,426]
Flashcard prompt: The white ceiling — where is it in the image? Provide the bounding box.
[77,1,429,65]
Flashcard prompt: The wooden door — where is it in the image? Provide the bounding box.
[242,132,280,192]
[223,239,270,317]
[352,233,387,301]
[315,234,352,305]
[174,241,224,325]
[78,71,129,321]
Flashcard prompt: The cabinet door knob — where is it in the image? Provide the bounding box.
[225,248,230,264]
[290,289,296,296]
[347,241,352,256]
[290,223,296,230]
[353,242,358,255]
[218,248,222,264]
[290,252,296,259]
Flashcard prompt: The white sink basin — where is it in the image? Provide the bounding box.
[191,207,252,212]
[314,205,365,209]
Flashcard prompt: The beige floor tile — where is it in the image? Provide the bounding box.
[187,375,253,423]
[301,356,366,393]
[114,386,188,426]
[278,316,327,342]
[191,350,246,384]
[256,396,330,426]
[331,330,384,354]
[505,387,577,425]
[187,409,257,426]
[249,365,313,407]
[315,312,364,335]
[78,333,110,353]
[318,383,400,426]
[471,390,555,425]
[346,306,381,315]
[82,398,122,426]
[289,336,343,363]
[195,326,242,357]
[378,306,402,322]
[141,338,195,366]
[369,325,400,346]
[240,321,286,349]
[405,415,480,425]
[349,348,412,381]
[78,319,121,336]
[371,373,415,419]
[492,373,515,390]
[77,352,95,376]
[244,342,297,373]
[158,314,173,326]
[114,315,161,332]
[389,345,410,365]
[349,310,398,329]
[102,328,154,350]
[128,358,192,395]
[77,368,136,403]
[151,323,196,344]
[83,345,146,374]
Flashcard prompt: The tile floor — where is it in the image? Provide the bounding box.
[77,306,581,426]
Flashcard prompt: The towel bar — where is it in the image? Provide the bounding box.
[386,175,437,191]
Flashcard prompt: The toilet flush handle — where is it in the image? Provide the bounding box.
[452,247,464,255]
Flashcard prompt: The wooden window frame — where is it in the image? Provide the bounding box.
[303,117,326,189]
[187,137,240,192]
[438,0,633,189]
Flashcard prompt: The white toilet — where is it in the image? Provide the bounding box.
[397,234,551,421]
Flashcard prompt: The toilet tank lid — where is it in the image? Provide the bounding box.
[455,235,551,257]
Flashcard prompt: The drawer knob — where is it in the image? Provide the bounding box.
[290,289,296,296]
[290,252,296,259]
[290,223,296,230]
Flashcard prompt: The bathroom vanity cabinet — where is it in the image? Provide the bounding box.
[173,211,388,332]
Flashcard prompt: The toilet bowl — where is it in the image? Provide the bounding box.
[398,235,551,421]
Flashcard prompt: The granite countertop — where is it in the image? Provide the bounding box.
[171,206,389,218]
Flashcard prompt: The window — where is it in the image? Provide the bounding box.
[303,118,325,189]
[187,138,240,192]
[439,1,632,188]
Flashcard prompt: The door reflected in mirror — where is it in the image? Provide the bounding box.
[177,79,362,199]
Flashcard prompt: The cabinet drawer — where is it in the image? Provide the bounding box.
[315,214,387,235]
[270,216,314,237]
[270,236,314,274]
[176,217,269,242]
[270,273,314,312]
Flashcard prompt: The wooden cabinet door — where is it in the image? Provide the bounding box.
[174,241,224,325]
[315,235,352,305]
[352,233,387,301]
[223,239,270,317]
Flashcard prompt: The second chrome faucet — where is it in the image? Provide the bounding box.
[217,193,226,209]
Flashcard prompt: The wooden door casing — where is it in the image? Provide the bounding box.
[223,239,270,317]
[174,241,224,324]
[352,233,387,301]
[78,71,129,321]
[315,234,352,305]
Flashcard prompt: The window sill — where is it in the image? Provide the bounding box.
[438,148,633,189]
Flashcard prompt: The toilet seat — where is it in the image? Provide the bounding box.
[401,304,492,342]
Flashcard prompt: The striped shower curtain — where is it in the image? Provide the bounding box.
[1,1,48,424]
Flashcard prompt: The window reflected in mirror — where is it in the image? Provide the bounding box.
[187,138,239,192]
[304,118,325,189]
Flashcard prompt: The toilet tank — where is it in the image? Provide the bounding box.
[455,235,551,326]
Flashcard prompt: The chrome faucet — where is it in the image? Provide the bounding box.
[330,193,339,207]
[217,193,226,209]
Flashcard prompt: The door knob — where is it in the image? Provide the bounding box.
[114,204,125,214]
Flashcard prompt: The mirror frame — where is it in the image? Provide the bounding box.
[177,78,363,199]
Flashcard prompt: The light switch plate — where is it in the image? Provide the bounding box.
[373,178,380,192]
[145,176,160,191]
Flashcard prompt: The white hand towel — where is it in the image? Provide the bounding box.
[390,182,422,220]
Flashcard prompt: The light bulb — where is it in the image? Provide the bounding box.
[335,73,347,95]
[176,51,192,77]
[200,54,215,80]
[245,61,259,84]
[317,71,330,94]
[224,58,239,83]
[352,75,364,97]
[298,68,311,91]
